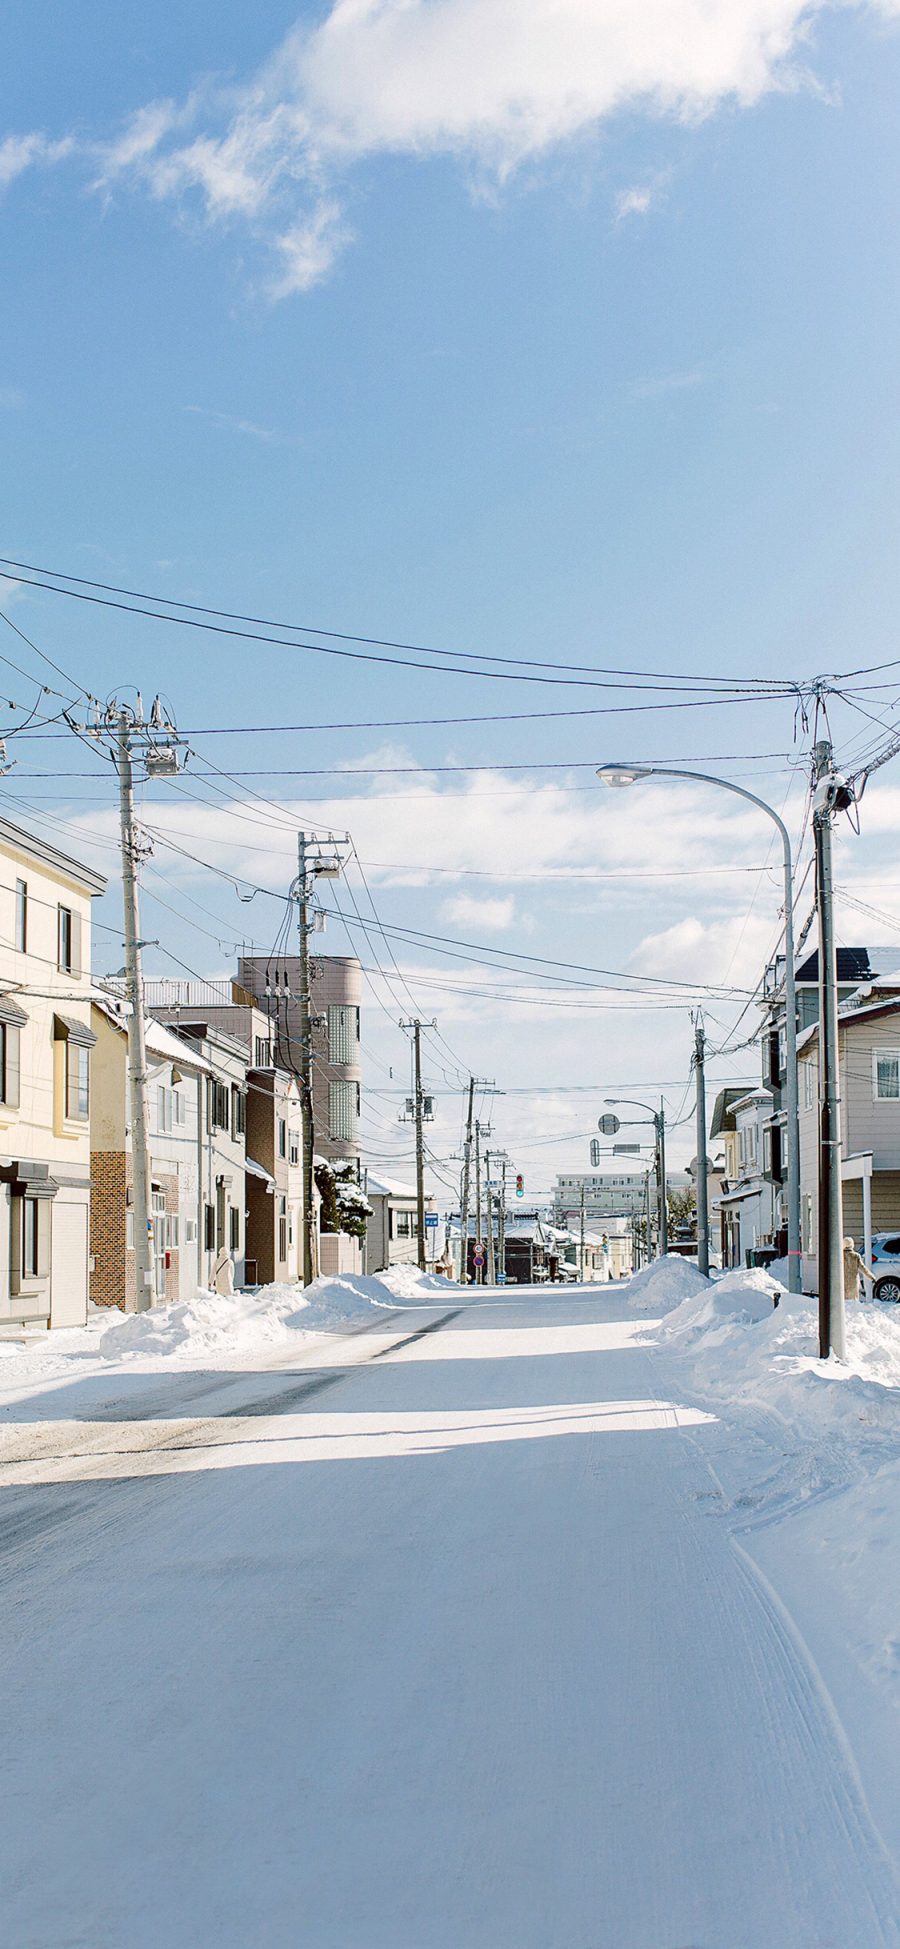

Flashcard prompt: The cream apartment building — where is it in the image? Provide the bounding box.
[0,814,106,1327]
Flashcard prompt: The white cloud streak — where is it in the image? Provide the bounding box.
[4,2,897,293]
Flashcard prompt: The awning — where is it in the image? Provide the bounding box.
[0,994,27,1027]
[245,1155,277,1193]
[53,1012,97,1048]
[0,1161,59,1199]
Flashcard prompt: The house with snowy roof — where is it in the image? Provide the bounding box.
[90,997,251,1308]
[796,974,900,1290]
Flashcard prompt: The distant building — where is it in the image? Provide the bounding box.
[237,955,362,1171]
[364,1174,437,1274]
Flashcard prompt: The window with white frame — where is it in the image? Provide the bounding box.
[873,1049,900,1100]
[158,1085,185,1133]
[0,1020,20,1107]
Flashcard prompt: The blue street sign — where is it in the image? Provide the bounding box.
[424,1212,439,1228]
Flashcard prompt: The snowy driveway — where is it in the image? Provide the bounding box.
[1,1287,898,1948]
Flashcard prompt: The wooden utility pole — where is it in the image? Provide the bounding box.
[459,1077,475,1283]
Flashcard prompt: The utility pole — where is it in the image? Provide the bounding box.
[694,1014,709,1277]
[658,1101,668,1256]
[580,1181,586,1282]
[73,693,186,1312]
[296,833,316,1289]
[459,1077,475,1283]
[485,1149,495,1284]
[813,741,847,1359]
[498,1161,507,1285]
[116,710,154,1312]
[294,832,349,1287]
[400,1019,435,1273]
[474,1118,483,1284]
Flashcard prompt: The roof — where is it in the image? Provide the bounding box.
[798,993,900,1053]
[92,995,210,1072]
[365,1174,419,1201]
[0,812,107,897]
[709,1086,749,1138]
[795,947,872,985]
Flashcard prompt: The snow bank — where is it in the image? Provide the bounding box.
[625,1254,710,1312]
[94,1267,454,1363]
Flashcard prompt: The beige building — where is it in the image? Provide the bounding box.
[798,983,900,1288]
[237,954,362,1169]
[0,815,106,1328]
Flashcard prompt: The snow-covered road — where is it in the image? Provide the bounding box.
[2,1286,898,1948]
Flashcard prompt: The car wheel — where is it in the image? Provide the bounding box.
[874,1275,900,1303]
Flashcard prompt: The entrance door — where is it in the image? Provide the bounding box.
[151,1189,167,1299]
[216,1181,226,1255]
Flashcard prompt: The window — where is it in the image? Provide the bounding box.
[278,1117,287,1159]
[289,1137,299,1166]
[158,1085,185,1133]
[57,905,80,975]
[394,1210,417,1239]
[164,1214,180,1250]
[229,1207,240,1251]
[65,1042,90,1121]
[254,1037,273,1068]
[231,1085,245,1139]
[185,1217,197,1245]
[873,1050,900,1100]
[21,1197,50,1279]
[327,1003,359,1065]
[329,1079,359,1142]
[204,1203,215,1252]
[0,1022,20,1108]
[15,880,26,953]
[278,1195,288,1262]
[208,1078,229,1130]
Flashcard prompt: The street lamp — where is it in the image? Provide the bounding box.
[597,762,801,1294]
[604,1097,668,1256]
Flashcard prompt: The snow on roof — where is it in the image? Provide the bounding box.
[365,1174,419,1201]
[92,994,210,1072]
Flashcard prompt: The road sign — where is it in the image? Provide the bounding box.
[473,1245,485,1267]
[424,1211,439,1228]
[590,1138,601,1166]
[598,1113,620,1136]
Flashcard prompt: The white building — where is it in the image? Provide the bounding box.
[0,815,106,1328]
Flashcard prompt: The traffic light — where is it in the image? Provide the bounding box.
[515,1174,524,1198]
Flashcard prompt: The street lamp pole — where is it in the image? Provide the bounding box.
[604,1098,667,1259]
[598,764,801,1295]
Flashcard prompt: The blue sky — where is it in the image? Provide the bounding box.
[3,2,900,1192]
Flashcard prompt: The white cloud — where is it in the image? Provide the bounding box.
[442,892,516,932]
[269,198,350,296]
[615,184,655,219]
[627,368,705,400]
[183,404,282,443]
[18,0,889,295]
[0,131,72,191]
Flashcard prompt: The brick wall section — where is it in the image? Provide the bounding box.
[89,1156,182,1309]
[90,1149,127,1309]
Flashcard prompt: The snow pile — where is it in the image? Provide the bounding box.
[625,1254,710,1313]
[652,1270,900,1471]
[376,1265,456,1300]
[95,1268,453,1363]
